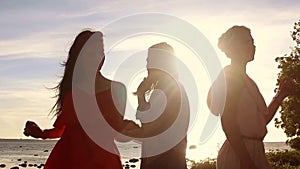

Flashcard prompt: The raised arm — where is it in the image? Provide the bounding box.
[264,79,295,124]
[24,121,65,139]
[42,127,65,139]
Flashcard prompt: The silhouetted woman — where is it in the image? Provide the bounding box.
[133,42,190,169]
[207,26,295,169]
[23,30,134,169]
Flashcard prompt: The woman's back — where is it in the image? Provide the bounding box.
[45,87,124,169]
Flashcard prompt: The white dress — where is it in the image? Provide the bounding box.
[208,67,271,169]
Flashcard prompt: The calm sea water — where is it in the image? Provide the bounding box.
[0,139,291,168]
[0,139,141,169]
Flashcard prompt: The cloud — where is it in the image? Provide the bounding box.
[0,56,60,81]
[0,0,114,40]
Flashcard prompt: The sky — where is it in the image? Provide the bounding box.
[0,0,299,152]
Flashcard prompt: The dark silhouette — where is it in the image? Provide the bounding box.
[131,42,190,169]
[23,30,136,169]
[207,26,295,169]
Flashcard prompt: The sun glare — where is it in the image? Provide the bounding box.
[103,34,226,160]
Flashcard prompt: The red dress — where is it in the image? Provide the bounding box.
[44,89,125,169]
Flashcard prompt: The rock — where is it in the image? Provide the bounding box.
[189,145,197,150]
[0,164,6,168]
[130,164,136,168]
[129,158,139,163]
[28,164,33,167]
[10,167,19,169]
[33,154,38,156]
[19,146,22,148]
[24,161,27,164]
[124,167,130,169]
[36,164,44,168]
[17,159,22,161]
[43,150,49,152]
[19,163,27,167]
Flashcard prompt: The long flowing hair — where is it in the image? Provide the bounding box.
[50,30,95,117]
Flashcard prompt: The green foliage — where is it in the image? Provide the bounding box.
[189,159,216,169]
[266,150,300,169]
[189,151,300,169]
[275,20,300,150]
[289,138,300,150]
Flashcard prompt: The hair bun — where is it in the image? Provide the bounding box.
[218,26,251,55]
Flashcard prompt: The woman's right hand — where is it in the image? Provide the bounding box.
[135,77,153,111]
[135,77,151,96]
[23,121,44,139]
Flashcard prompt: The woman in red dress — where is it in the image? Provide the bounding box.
[23,30,135,169]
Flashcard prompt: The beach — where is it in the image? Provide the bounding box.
[0,139,291,169]
[0,139,141,169]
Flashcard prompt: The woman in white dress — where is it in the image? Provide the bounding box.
[207,26,295,169]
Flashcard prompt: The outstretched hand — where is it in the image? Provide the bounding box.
[23,121,44,139]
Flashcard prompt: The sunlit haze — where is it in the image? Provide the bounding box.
[0,1,299,161]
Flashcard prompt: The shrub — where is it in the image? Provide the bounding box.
[266,150,300,169]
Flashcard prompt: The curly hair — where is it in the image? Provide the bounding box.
[218,25,251,57]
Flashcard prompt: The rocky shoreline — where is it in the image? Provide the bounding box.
[0,157,140,169]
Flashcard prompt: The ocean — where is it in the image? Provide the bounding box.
[0,139,291,169]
